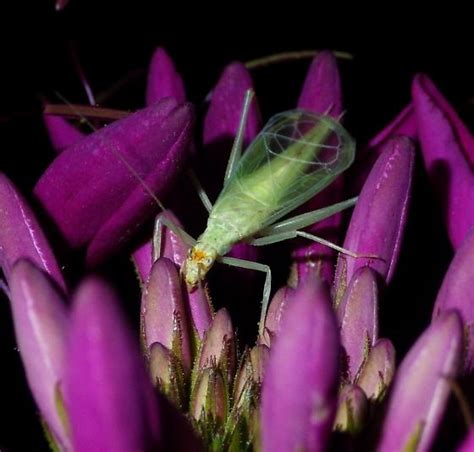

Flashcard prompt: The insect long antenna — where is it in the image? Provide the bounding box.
[52,92,167,212]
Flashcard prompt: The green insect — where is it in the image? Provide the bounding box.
[155,91,359,335]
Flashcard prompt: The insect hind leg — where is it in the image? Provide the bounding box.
[216,255,271,338]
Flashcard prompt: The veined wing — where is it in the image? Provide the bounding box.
[212,110,355,232]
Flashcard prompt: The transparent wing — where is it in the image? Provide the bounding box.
[212,110,355,234]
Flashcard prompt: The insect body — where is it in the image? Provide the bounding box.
[182,101,357,316]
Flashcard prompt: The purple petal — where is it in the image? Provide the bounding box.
[8,259,70,449]
[261,285,294,347]
[132,210,212,338]
[261,276,339,452]
[297,50,342,116]
[35,99,193,265]
[141,257,192,373]
[334,136,414,292]
[43,114,85,153]
[66,277,160,451]
[432,229,474,372]
[198,308,236,384]
[337,267,378,382]
[377,311,462,452]
[0,173,65,290]
[146,47,186,104]
[412,74,474,248]
[292,51,345,284]
[414,74,474,166]
[203,62,259,150]
[356,338,395,401]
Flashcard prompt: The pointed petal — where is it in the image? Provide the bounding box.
[261,276,339,452]
[198,308,236,384]
[0,173,65,290]
[432,230,474,372]
[43,114,85,153]
[377,311,462,452]
[8,259,70,448]
[334,136,414,292]
[297,50,342,116]
[412,74,474,248]
[146,47,186,104]
[337,267,378,382]
[141,257,192,373]
[35,99,193,265]
[66,277,160,451]
[261,286,294,347]
[356,338,395,401]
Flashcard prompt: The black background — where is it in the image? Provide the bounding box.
[0,2,471,450]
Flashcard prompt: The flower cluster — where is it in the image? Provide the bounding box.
[2,48,474,451]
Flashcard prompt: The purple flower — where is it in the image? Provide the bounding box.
[35,98,193,266]
[0,173,65,290]
[8,259,70,449]
[355,338,395,401]
[66,277,161,451]
[334,136,415,295]
[337,267,378,382]
[432,229,474,372]
[141,257,192,374]
[412,74,474,249]
[146,47,186,104]
[261,276,339,452]
[377,311,462,451]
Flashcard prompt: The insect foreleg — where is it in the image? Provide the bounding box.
[187,168,213,213]
[223,89,255,184]
[152,215,196,262]
[216,255,271,337]
[259,197,358,236]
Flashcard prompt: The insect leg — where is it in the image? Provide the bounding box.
[216,255,271,337]
[223,89,255,184]
[152,215,196,261]
[250,229,381,261]
[187,168,213,213]
[259,197,358,236]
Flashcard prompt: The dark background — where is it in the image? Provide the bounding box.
[0,2,471,450]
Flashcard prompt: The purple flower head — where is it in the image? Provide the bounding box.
[35,98,193,266]
[66,277,161,451]
[377,311,462,451]
[8,259,70,449]
[334,136,414,295]
[412,74,474,249]
[261,276,339,452]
